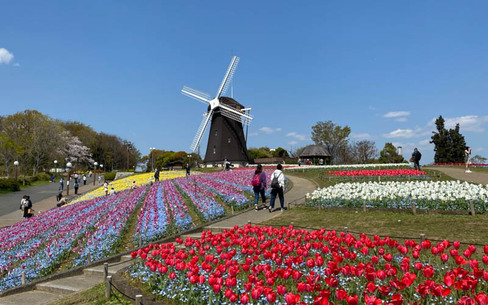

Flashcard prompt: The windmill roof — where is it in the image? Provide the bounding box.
[300,145,331,157]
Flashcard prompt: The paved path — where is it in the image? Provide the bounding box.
[425,166,488,185]
[0,175,102,228]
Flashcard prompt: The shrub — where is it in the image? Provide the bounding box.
[36,172,51,181]
[0,178,20,191]
[104,171,116,181]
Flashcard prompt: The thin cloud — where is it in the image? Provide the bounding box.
[288,140,298,146]
[383,128,416,139]
[383,111,410,118]
[259,127,282,134]
[0,48,14,64]
[431,115,488,132]
[286,132,308,141]
[350,132,373,140]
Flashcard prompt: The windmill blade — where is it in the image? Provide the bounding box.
[219,104,253,126]
[216,56,240,98]
[182,86,211,104]
[190,110,213,152]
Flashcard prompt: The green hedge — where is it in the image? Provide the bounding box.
[104,172,116,181]
[0,178,20,191]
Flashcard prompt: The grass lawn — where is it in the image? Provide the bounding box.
[261,206,488,246]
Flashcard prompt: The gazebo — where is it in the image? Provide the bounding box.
[299,145,331,165]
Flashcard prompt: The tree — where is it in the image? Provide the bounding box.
[431,116,450,163]
[447,124,466,163]
[311,121,351,164]
[431,115,466,163]
[272,147,289,158]
[247,147,272,160]
[378,143,405,163]
[58,131,94,169]
[351,140,378,164]
[471,154,487,164]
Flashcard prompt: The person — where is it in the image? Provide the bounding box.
[252,164,267,211]
[74,181,79,195]
[186,164,191,176]
[74,173,79,183]
[154,169,160,182]
[56,192,66,207]
[20,195,33,219]
[132,181,137,189]
[98,175,102,184]
[412,148,422,171]
[50,174,55,183]
[298,158,302,167]
[59,177,64,191]
[268,164,285,212]
[83,174,87,185]
[110,187,116,195]
[104,181,109,196]
[465,146,472,173]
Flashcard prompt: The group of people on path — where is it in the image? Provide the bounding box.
[252,164,286,212]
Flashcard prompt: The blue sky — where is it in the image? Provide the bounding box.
[1,1,487,164]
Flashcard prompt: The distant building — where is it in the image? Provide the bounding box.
[299,145,331,165]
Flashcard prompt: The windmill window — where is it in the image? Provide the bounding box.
[215,131,218,137]
[227,137,231,143]
[213,146,216,154]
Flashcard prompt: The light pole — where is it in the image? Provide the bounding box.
[14,161,19,180]
[93,162,98,185]
[54,160,58,178]
[66,162,72,196]
[150,147,155,172]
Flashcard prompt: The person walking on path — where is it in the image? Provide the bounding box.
[83,174,87,185]
[251,164,267,211]
[19,195,33,219]
[412,148,422,171]
[154,169,160,182]
[465,146,472,173]
[268,164,285,212]
[59,177,64,191]
[74,181,79,195]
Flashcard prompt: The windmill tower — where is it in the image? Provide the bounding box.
[182,56,253,164]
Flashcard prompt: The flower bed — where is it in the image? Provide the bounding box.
[129,225,488,305]
[306,180,488,212]
[287,163,411,172]
[0,188,146,289]
[135,181,193,244]
[173,177,225,221]
[71,171,186,204]
[327,169,427,178]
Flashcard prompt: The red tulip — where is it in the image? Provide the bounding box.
[277,285,287,295]
[285,293,300,305]
[266,292,277,303]
[240,293,250,304]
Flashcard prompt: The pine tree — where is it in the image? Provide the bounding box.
[431,116,466,163]
[448,124,466,163]
[431,116,450,163]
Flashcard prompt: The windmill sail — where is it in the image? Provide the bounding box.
[190,110,213,152]
[216,56,239,98]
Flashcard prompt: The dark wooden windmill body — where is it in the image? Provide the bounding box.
[204,97,251,163]
[181,56,253,165]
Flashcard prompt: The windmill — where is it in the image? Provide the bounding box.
[182,56,253,164]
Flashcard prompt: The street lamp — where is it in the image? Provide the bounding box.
[54,160,58,178]
[14,161,19,180]
[66,162,72,196]
[93,162,98,185]
[150,147,155,171]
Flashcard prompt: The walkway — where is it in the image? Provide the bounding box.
[0,175,101,228]
[425,166,488,185]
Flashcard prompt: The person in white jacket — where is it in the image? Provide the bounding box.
[269,164,285,212]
